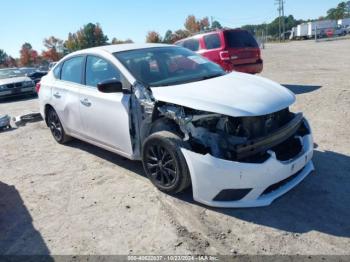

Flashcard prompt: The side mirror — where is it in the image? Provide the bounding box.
[97,79,123,93]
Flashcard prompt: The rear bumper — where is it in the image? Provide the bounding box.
[234,61,263,74]
[181,132,314,208]
[222,61,263,74]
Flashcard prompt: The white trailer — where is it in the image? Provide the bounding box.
[290,23,309,39]
[308,20,337,38]
[338,18,350,27]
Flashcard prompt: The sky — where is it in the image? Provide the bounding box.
[1,0,342,57]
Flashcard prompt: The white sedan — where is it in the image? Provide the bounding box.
[38,44,314,208]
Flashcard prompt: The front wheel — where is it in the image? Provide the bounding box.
[142,131,191,194]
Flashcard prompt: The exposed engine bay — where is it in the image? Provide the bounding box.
[157,105,309,163]
[131,83,309,163]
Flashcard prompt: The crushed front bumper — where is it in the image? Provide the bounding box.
[181,133,314,208]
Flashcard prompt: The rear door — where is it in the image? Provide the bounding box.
[199,33,223,65]
[79,55,133,155]
[51,56,84,134]
[223,30,260,66]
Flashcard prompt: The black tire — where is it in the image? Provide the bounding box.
[142,131,191,194]
[47,107,71,144]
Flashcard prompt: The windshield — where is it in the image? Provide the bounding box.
[224,30,258,48]
[114,47,225,87]
[20,68,37,74]
[0,68,26,79]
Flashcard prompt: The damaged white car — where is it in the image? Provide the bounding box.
[38,44,314,208]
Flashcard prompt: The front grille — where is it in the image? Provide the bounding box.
[6,82,23,89]
[261,167,304,196]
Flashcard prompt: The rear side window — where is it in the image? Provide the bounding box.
[53,63,62,79]
[224,31,258,48]
[182,39,200,51]
[61,56,84,84]
[204,34,221,49]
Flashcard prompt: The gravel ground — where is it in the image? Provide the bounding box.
[0,39,349,255]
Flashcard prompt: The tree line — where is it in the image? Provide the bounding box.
[1,1,349,68]
[0,15,221,68]
[145,15,222,43]
[0,22,132,68]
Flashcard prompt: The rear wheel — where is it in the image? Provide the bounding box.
[142,131,191,194]
[47,107,71,144]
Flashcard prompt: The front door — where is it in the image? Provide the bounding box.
[79,55,133,156]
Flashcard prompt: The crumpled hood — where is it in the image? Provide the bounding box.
[0,76,32,85]
[151,72,295,117]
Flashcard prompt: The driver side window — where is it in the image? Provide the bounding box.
[85,56,126,88]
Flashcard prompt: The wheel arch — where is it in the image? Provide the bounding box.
[44,104,55,126]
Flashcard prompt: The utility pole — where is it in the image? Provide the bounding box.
[275,0,285,41]
[282,0,285,41]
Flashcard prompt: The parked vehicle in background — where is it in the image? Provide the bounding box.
[345,26,350,35]
[38,44,314,208]
[27,70,48,84]
[19,67,37,75]
[19,67,48,84]
[290,20,338,39]
[325,26,347,38]
[0,114,11,130]
[38,65,49,71]
[0,68,36,98]
[338,18,350,29]
[175,29,263,74]
[48,62,57,70]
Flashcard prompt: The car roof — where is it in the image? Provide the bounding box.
[174,28,246,43]
[73,43,174,56]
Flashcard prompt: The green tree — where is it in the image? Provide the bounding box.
[242,15,302,38]
[0,49,8,67]
[171,29,191,42]
[111,38,134,44]
[42,36,64,62]
[163,30,173,43]
[327,2,349,19]
[211,20,223,29]
[64,23,109,53]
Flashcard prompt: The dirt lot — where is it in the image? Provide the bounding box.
[0,39,349,255]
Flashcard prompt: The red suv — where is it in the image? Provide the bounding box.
[175,29,263,74]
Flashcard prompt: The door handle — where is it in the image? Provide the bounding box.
[53,92,61,98]
[80,98,91,107]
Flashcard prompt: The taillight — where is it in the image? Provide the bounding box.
[219,51,230,61]
[35,82,41,93]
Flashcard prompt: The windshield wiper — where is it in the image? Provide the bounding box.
[200,73,225,80]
